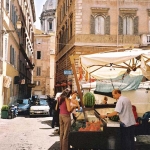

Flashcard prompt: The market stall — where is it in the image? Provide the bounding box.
[69,49,150,150]
[69,104,121,150]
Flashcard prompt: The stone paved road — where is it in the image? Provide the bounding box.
[0,116,60,150]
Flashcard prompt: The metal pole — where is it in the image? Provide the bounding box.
[116,0,119,51]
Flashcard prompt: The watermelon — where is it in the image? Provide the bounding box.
[83,92,95,107]
[109,115,120,122]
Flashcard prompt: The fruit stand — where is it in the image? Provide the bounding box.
[68,104,121,150]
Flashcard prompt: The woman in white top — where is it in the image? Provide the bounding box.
[70,91,80,119]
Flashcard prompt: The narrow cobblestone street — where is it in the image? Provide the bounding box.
[0,116,60,150]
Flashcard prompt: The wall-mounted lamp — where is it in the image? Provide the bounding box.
[26,63,35,70]
[32,63,35,69]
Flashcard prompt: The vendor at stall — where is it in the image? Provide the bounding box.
[101,89,136,150]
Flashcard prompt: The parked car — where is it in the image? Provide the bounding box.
[17,99,31,115]
[29,99,50,117]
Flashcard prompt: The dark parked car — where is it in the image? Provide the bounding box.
[17,99,31,115]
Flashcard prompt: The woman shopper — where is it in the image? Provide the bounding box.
[70,91,80,121]
[58,88,78,150]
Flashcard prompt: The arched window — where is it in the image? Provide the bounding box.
[123,17,133,35]
[49,21,52,30]
[95,16,105,35]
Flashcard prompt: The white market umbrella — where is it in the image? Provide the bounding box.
[80,49,150,80]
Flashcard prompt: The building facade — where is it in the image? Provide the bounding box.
[33,29,55,97]
[0,0,36,108]
[56,0,150,91]
[32,0,57,97]
[40,0,58,34]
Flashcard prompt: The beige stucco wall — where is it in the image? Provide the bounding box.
[33,30,55,97]
[1,0,20,107]
[6,63,19,105]
[80,0,150,35]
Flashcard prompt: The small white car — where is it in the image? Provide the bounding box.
[29,99,50,117]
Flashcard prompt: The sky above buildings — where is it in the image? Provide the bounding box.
[34,0,47,29]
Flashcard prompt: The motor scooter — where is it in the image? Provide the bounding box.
[8,105,18,119]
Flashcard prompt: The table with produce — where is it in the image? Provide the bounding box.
[68,92,121,150]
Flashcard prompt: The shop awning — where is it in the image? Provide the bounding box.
[80,49,150,80]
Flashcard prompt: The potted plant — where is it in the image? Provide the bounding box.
[1,105,9,119]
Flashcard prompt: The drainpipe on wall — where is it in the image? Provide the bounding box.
[0,0,3,73]
[116,0,119,51]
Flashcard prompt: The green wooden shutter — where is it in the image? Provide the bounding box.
[13,10,16,26]
[6,0,9,12]
[90,15,95,34]
[11,4,14,23]
[14,50,16,68]
[10,45,13,64]
[13,7,16,26]
[118,16,123,35]
[12,48,14,65]
[15,14,18,29]
[134,16,139,35]
[10,2,13,21]
[105,16,110,35]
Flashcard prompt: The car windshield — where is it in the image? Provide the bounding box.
[17,99,29,104]
[39,99,48,106]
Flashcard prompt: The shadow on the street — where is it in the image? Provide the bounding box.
[41,120,52,126]
[49,134,59,137]
[48,141,60,150]
[17,114,30,118]
[39,127,53,129]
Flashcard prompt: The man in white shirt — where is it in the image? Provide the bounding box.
[101,89,136,150]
